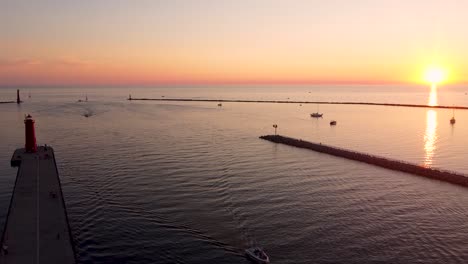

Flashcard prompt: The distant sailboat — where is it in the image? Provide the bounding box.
[77,95,87,103]
[310,104,323,118]
[450,109,456,124]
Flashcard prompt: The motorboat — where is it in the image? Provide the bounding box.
[83,110,93,118]
[330,120,337,125]
[218,103,222,107]
[245,247,270,264]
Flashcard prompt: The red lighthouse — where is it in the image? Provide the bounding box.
[24,114,37,153]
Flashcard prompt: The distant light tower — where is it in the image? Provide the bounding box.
[273,124,278,135]
[128,94,132,100]
[16,89,21,104]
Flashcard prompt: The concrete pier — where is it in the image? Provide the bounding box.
[0,146,75,263]
[128,97,468,110]
[260,135,468,188]
[0,90,22,104]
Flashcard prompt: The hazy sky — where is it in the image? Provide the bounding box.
[1,0,467,86]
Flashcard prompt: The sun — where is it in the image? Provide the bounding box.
[423,66,447,84]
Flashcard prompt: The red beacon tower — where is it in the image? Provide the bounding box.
[24,114,37,153]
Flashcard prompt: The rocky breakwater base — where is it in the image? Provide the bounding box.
[127,97,468,110]
[260,135,468,188]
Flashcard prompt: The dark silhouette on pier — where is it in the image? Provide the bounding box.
[260,135,468,188]
[127,97,468,110]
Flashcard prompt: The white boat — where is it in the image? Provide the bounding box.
[245,247,270,264]
[310,104,323,118]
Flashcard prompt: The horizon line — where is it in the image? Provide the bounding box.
[1,80,466,89]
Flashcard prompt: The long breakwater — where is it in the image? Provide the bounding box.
[260,135,468,188]
[129,97,468,110]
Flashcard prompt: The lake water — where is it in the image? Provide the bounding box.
[1,85,468,263]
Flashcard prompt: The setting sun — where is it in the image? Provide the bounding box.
[424,66,447,84]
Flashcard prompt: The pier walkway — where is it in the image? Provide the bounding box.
[0,146,75,264]
[260,135,468,188]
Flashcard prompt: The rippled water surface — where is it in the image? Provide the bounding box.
[1,85,468,263]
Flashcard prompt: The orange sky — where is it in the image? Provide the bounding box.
[2,1,468,87]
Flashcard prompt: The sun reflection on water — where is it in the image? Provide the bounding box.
[424,86,438,166]
[424,110,437,166]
